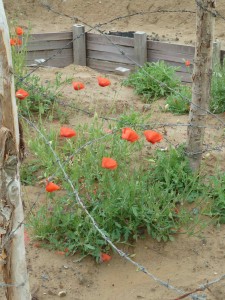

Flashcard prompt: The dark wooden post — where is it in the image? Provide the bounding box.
[187,0,216,171]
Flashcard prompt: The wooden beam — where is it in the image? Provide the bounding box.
[0,0,31,299]
[73,24,86,66]
[134,31,147,66]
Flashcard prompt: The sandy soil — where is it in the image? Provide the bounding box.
[1,1,225,300]
[4,0,225,48]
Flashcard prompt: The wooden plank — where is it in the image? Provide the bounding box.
[27,39,73,51]
[26,48,73,67]
[176,71,192,83]
[30,31,72,42]
[87,58,135,72]
[87,41,134,55]
[87,50,136,65]
[147,40,195,55]
[147,50,194,64]
[86,32,134,47]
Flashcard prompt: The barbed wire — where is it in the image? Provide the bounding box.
[21,115,208,300]
[40,2,196,25]
[3,2,225,297]
[26,1,225,131]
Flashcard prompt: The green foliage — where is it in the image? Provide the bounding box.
[205,173,225,223]
[17,73,72,116]
[146,147,205,203]
[123,61,180,102]
[165,85,191,115]
[11,27,72,117]
[117,110,149,128]
[210,60,225,114]
[20,162,40,185]
[28,121,205,259]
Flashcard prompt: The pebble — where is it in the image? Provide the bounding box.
[58,291,67,297]
[142,104,151,112]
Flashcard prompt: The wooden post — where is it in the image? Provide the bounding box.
[72,24,86,66]
[134,31,147,66]
[0,1,31,299]
[186,0,216,171]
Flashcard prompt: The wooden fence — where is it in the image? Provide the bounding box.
[25,25,223,83]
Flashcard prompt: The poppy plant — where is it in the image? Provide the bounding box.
[10,38,17,46]
[185,60,191,67]
[16,38,22,46]
[102,157,118,170]
[72,81,85,90]
[97,77,111,87]
[15,89,29,100]
[15,27,24,36]
[122,127,139,142]
[46,181,60,192]
[60,127,76,138]
[101,253,112,262]
[144,130,163,144]
[10,38,22,46]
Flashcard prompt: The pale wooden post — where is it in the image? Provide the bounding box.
[0,1,31,299]
[187,0,216,171]
[134,31,147,66]
[72,24,86,66]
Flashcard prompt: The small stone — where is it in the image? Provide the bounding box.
[58,291,67,297]
[142,104,151,112]
[63,265,69,269]
[115,67,131,77]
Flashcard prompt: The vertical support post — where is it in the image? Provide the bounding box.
[72,24,86,66]
[134,31,147,66]
[0,0,31,299]
[186,0,216,171]
[213,40,221,67]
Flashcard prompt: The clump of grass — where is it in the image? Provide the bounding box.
[165,85,191,115]
[26,119,206,260]
[123,61,180,102]
[11,26,72,117]
[210,60,225,114]
[17,73,72,116]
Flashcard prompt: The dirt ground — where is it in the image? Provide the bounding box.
[2,1,225,300]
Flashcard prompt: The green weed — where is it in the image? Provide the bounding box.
[165,85,191,115]
[210,60,225,114]
[27,120,206,260]
[123,61,180,102]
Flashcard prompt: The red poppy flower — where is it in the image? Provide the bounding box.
[72,82,85,90]
[97,77,111,87]
[15,89,29,100]
[15,27,24,36]
[101,253,112,262]
[185,60,191,67]
[10,38,17,46]
[122,128,139,142]
[16,38,22,46]
[144,130,163,144]
[60,127,76,138]
[102,157,118,170]
[46,181,60,192]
